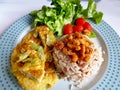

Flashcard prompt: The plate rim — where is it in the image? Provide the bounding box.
[0,14,120,90]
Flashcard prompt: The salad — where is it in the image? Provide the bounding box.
[30,0,103,37]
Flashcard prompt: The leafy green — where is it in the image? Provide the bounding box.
[90,31,96,38]
[92,12,103,24]
[82,0,103,24]
[30,0,103,37]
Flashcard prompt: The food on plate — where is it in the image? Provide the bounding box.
[10,0,104,89]
[63,17,94,37]
[11,26,58,90]
[30,0,103,37]
[63,24,73,35]
[53,32,104,87]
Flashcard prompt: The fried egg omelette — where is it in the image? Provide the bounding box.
[11,26,58,90]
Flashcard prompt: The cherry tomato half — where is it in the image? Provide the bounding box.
[83,22,92,31]
[73,25,83,33]
[75,17,85,26]
[63,24,73,34]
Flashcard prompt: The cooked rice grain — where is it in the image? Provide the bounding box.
[53,42,104,87]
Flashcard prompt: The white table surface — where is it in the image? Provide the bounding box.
[0,0,120,37]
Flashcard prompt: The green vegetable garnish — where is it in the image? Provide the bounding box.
[17,51,31,63]
[90,31,96,38]
[82,0,103,24]
[30,0,103,37]
[38,46,46,60]
[20,58,39,63]
[30,43,46,60]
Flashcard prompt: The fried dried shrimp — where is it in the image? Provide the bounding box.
[54,32,94,62]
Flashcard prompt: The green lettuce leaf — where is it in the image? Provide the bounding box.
[30,0,103,37]
[90,31,96,38]
[82,0,103,23]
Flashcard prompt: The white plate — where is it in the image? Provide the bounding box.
[0,15,120,90]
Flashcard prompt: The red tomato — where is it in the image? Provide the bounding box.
[63,24,73,34]
[75,17,85,26]
[83,22,92,30]
[73,25,83,33]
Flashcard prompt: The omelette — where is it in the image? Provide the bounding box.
[11,26,58,90]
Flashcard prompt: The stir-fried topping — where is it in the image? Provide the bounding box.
[54,32,94,62]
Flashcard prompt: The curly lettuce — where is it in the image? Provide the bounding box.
[30,0,103,37]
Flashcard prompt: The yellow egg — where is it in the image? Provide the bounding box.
[11,26,58,90]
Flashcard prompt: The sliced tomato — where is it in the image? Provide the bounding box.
[75,17,85,26]
[63,24,73,34]
[83,22,92,31]
[73,25,83,33]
